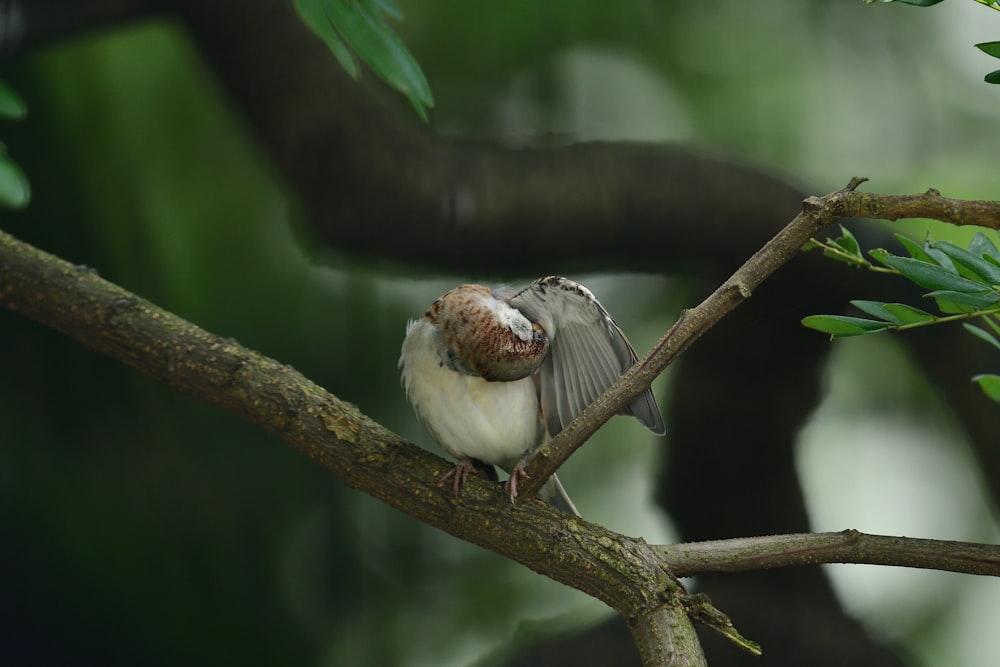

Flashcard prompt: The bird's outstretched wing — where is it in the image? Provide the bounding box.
[507,276,665,437]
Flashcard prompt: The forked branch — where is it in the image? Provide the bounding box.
[3,179,999,667]
[517,178,1000,498]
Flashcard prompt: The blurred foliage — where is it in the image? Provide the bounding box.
[0,79,30,208]
[870,0,1000,82]
[295,0,433,119]
[0,23,454,667]
[1,1,999,666]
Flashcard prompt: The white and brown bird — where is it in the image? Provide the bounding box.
[399,276,665,515]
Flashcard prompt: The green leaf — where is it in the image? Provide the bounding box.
[832,225,863,259]
[851,300,903,323]
[924,243,958,273]
[986,69,1000,85]
[934,240,1000,285]
[929,292,999,315]
[883,302,937,323]
[887,0,946,5]
[869,248,892,266]
[975,41,1000,59]
[893,233,949,268]
[294,0,434,120]
[322,0,433,118]
[0,80,27,120]
[971,374,1000,402]
[0,153,30,208]
[802,315,893,337]
[969,232,1000,263]
[934,296,977,314]
[850,300,939,325]
[295,0,360,79]
[881,256,988,292]
[964,323,1000,351]
[926,289,1000,308]
[821,244,868,266]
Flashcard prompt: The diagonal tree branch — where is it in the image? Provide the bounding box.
[517,179,1000,499]
[0,225,706,667]
[6,5,999,664]
[3,182,999,665]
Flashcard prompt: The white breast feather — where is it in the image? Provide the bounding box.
[400,319,542,469]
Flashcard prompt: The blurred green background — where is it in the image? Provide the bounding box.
[1,1,998,665]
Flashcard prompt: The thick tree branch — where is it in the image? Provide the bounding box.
[168,0,807,276]
[4,181,999,662]
[6,5,999,665]
[659,530,1000,578]
[0,225,705,666]
[630,595,708,667]
[518,179,1000,499]
[0,0,814,277]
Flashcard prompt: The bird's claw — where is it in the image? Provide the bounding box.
[504,459,530,504]
[438,458,489,498]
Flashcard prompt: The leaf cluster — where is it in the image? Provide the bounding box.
[803,227,1000,402]
[294,0,434,120]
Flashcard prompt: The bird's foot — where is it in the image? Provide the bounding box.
[438,458,491,498]
[504,458,530,504]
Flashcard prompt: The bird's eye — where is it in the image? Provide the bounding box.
[531,322,547,340]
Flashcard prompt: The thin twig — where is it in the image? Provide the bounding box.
[846,188,1000,228]
[517,177,866,497]
[658,530,1000,578]
[518,179,1000,498]
[4,179,1000,664]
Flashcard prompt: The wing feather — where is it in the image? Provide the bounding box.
[561,323,603,411]
[509,276,665,436]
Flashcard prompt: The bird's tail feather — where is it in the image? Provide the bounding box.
[539,473,580,516]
